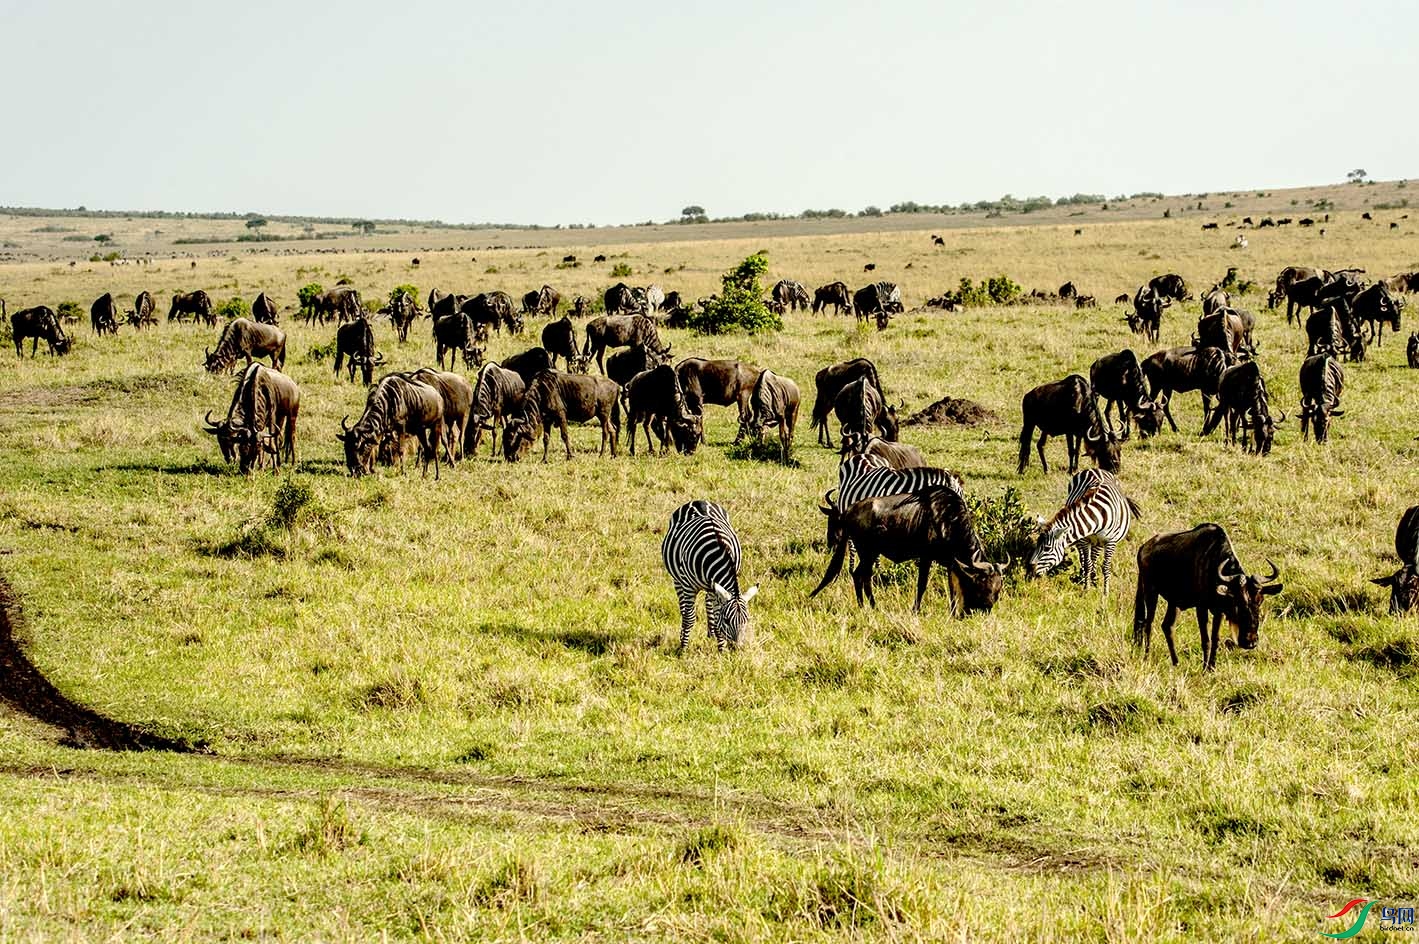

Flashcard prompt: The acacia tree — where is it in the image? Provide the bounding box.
[1347,168,1369,183]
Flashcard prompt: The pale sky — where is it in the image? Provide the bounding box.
[3,0,1414,226]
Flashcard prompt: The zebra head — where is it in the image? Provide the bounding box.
[1028,526,1070,577]
[711,583,757,648]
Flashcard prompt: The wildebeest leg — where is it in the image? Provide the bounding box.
[1132,582,1158,651]
[1196,609,1212,670]
[560,417,574,460]
[1207,611,1224,670]
[1017,423,1035,474]
[1161,394,1179,433]
[913,559,930,613]
[851,552,878,607]
[675,587,698,651]
[1159,603,1180,666]
[780,420,791,464]
[1037,432,1051,474]
[1066,433,1080,473]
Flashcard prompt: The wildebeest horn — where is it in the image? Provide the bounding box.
[204,346,211,359]
[1085,426,1101,442]
[1260,559,1280,585]
[1216,559,1240,584]
[373,352,385,365]
[1274,410,1287,424]
[1136,396,1150,412]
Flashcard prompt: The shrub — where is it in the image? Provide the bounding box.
[688,253,781,335]
[966,487,1039,568]
[610,262,632,278]
[388,284,418,306]
[56,301,84,323]
[297,283,324,312]
[986,274,1022,304]
[268,477,316,530]
[214,296,250,321]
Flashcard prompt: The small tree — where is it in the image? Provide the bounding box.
[610,262,632,278]
[681,205,705,218]
[1347,168,1368,184]
[352,220,376,235]
[860,205,883,217]
[215,296,251,321]
[298,283,325,312]
[688,253,781,335]
[93,234,111,244]
[388,284,418,306]
[246,218,267,230]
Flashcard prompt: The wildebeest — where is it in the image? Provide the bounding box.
[204,318,286,373]
[305,286,362,324]
[1017,375,1119,474]
[541,315,588,372]
[771,279,811,313]
[503,370,621,461]
[502,347,553,386]
[90,293,119,335]
[338,373,445,478]
[10,305,70,357]
[1114,292,1131,304]
[811,359,883,448]
[606,344,668,388]
[202,363,300,474]
[521,284,561,318]
[852,282,903,326]
[1305,305,1346,358]
[252,292,279,325]
[1133,524,1282,669]
[1371,506,1419,614]
[1200,288,1230,316]
[1147,273,1189,302]
[624,364,701,456]
[811,486,1006,615]
[1089,349,1163,440]
[127,290,157,329]
[569,295,591,318]
[1074,294,1097,309]
[383,289,418,343]
[463,291,521,336]
[402,367,472,464]
[1059,281,1077,299]
[1408,332,1419,368]
[1280,269,1330,325]
[744,369,800,463]
[604,282,639,315]
[1352,282,1404,344]
[169,290,213,325]
[433,312,481,370]
[469,362,526,458]
[1128,286,1169,343]
[1201,222,1219,230]
[1201,360,1283,454]
[584,314,669,374]
[333,318,383,385]
[676,358,762,441]
[833,375,899,443]
[1141,346,1231,433]
[1298,353,1344,443]
[1194,308,1250,357]
[812,281,853,316]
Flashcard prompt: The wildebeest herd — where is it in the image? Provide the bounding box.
[8,254,1419,669]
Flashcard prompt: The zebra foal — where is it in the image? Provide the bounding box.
[1028,469,1140,595]
[661,501,757,651]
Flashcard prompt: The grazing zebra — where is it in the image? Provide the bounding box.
[661,501,757,651]
[1028,469,1140,595]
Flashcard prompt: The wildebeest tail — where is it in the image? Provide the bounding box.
[810,532,849,598]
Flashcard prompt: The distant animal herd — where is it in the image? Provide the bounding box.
[5,241,1419,667]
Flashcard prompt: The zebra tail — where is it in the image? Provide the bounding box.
[810,534,849,598]
[1125,496,1142,520]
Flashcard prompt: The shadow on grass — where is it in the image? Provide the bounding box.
[475,620,619,656]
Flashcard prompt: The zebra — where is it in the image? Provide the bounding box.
[1028,469,1140,595]
[827,454,963,516]
[661,501,757,651]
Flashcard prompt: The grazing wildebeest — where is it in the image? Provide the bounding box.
[10,306,70,357]
[541,315,588,372]
[1148,273,1189,302]
[169,290,213,325]
[1133,524,1281,669]
[1128,286,1169,343]
[584,314,669,374]
[569,295,591,318]
[1194,308,1249,357]
[338,374,444,478]
[812,281,853,316]
[863,263,876,272]
[852,282,903,326]
[1114,292,1131,304]
[1141,346,1231,433]
[1201,360,1283,454]
[811,486,1006,615]
[833,375,899,443]
[1298,353,1344,444]
[1201,222,1219,230]
[1408,332,1419,368]
[204,318,286,373]
[127,290,157,329]
[1089,349,1163,440]
[468,362,526,458]
[384,289,418,343]
[1059,281,1077,299]
[502,347,553,387]
[810,358,883,448]
[624,364,701,456]
[503,370,621,461]
[1017,375,1119,474]
[744,369,800,462]
[676,358,762,441]
[402,367,472,464]
[1352,282,1404,344]
[333,318,383,385]
[463,291,520,336]
[433,312,481,370]
[1075,294,1097,309]
[604,282,639,315]
[252,292,279,325]
[202,363,300,474]
[1371,506,1419,614]
[1200,288,1230,316]
[771,279,811,313]
[1299,218,1314,226]
[1305,305,1346,358]
[90,293,119,335]
[839,432,925,469]
[593,254,606,263]
[306,286,362,324]
[606,344,668,389]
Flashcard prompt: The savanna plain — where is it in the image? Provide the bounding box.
[0,200,1417,941]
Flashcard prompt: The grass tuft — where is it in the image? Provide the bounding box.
[291,795,363,856]
[470,856,543,909]
[357,671,428,711]
[678,823,741,866]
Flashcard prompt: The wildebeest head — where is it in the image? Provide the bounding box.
[1372,565,1419,614]
[202,409,240,463]
[669,411,702,454]
[1214,558,1282,649]
[501,410,541,462]
[946,554,1008,616]
[336,414,380,476]
[464,344,485,370]
[1130,396,1166,439]
[1083,425,1121,471]
[819,489,844,548]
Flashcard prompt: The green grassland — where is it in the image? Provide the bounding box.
[0,212,1417,941]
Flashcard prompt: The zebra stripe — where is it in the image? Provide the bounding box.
[661,500,755,651]
[1029,469,1139,595]
[833,454,963,512]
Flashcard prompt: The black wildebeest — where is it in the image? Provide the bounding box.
[502,347,553,386]
[1089,349,1163,440]
[852,282,903,327]
[1148,273,1189,302]
[1128,286,1169,343]
[463,291,521,336]
[1200,288,1229,316]
[1114,292,1131,305]
[745,369,800,463]
[604,282,639,315]
[522,284,560,317]
[1201,359,1283,455]
[503,371,621,461]
[812,281,853,316]
[306,286,363,324]
[204,319,286,373]
[1017,375,1120,474]
[1352,282,1404,345]
[676,358,762,442]
[1194,308,1250,357]
[169,290,213,325]
[202,363,300,474]
[127,290,157,329]
[1408,332,1419,368]
[252,292,279,325]
[811,358,883,448]
[811,486,1006,615]
[540,315,587,372]
[834,375,899,443]
[90,293,119,335]
[624,364,701,456]
[606,344,668,389]
[333,318,383,385]
[1141,346,1231,433]
[383,289,418,343]
[469,362,526,458]
[771,279,810,313]
[1299,353,1344,443]
[10,305,70,357]
[338,374,444,478]
[1305,305,1346,358]
[1133,524,1282,670]
[433,312,481,370]
[1371,506,1419,614]
[1059,281,1077,299]
[584,314,668,375]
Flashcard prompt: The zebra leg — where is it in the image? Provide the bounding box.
[705,594,720,642]
[1101,542,1115,597]
[1078,544,1094,587]
[675,587,698,651]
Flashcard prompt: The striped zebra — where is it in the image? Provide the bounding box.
[661,501,757,651]
[825,454,963,516]
[1028,469,1140,595]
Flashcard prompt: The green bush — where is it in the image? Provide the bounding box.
[966,487,1040,569]
[56,301,84,323]
[986,274,1022,304]
[297,283,324,312]
[388,284,418,306]
[610,262,632,278]
[215,296,250,321]
[688,253,781,335]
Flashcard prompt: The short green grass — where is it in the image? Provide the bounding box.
[0,214,1417,940]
